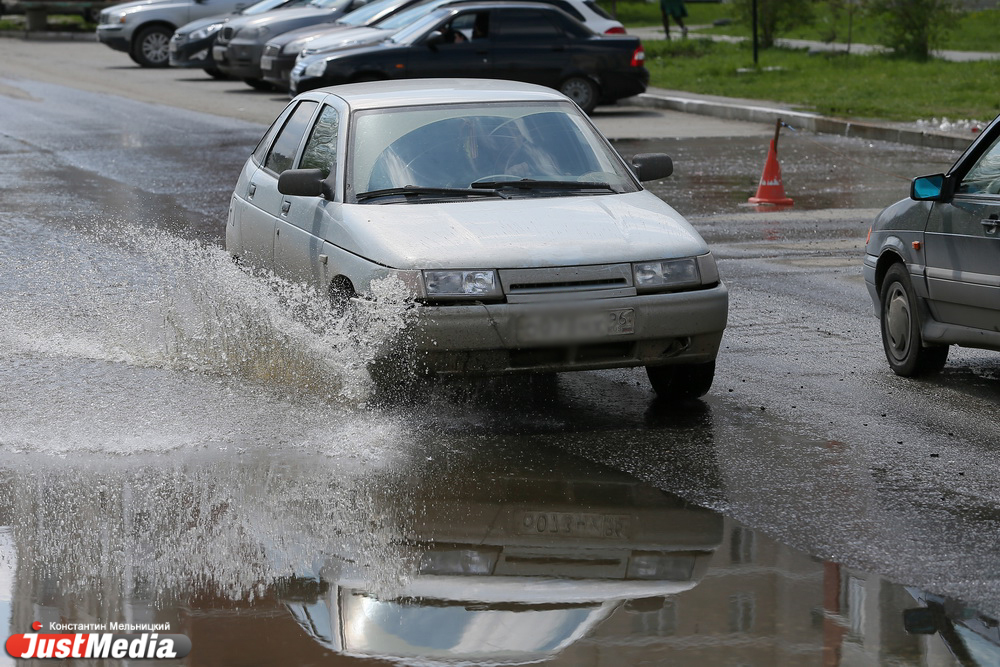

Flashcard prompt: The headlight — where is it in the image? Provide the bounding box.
[283,38,310,54]
[423,270,501,299]
[239,25,270,40]
[418,547,499,575]
[632,257,701,292]
[626,553,696,580]
[190,23,223,41]
[303,58,328,78]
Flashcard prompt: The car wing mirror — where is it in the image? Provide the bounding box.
[631,153,673,182]
[425,30,445,50]
[278,168,330,198]
[911,173,947,201]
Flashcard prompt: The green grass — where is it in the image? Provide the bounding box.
[599,0,733,28]
[604,1,1000,53]
[0,14,95,31]
[645,39,1000,122]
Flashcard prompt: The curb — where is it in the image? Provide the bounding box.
[631,91,976,152]
[0,29,94,39]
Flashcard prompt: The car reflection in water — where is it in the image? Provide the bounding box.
[283,450,723,664]
[904,588,1000,667]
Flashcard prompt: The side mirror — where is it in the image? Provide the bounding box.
[911,174,946,201]
[631,153,673,182]
[278,168,329,197]
[425,30,446,50]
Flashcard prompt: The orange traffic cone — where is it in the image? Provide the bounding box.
[748,138,794,206]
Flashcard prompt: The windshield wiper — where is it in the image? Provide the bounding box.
[470,179,618,193]
[355,185,505,203]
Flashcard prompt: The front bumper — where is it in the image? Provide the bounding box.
[400,284,728,375]
[169,35,216,68]
[96,26,129,52]
[216,39,264,79]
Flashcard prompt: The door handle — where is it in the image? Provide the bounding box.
[248,183,256,197]
[981,214,999,234]
[281,200,291,214]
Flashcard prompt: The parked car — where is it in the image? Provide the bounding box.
[260,0,458,90]
[97,0,247,67]
[289,2,646,113]
[168,0,309,76]
[226,79,728,398]
[262,0,625,91]
[212,0,370,89]
[864,112,1000,376]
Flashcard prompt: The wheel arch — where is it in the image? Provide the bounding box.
[131,20,177,48]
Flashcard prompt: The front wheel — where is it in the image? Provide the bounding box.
[646,361,715,400]
[131,26,173,67]
[558,76,599,114]
[879,263,948,376]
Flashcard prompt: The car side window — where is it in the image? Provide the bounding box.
[264,100,318,175]
[494,9,566,40]
[299,105,340,179]
[959,135,1000,195]
[252,103,297,166]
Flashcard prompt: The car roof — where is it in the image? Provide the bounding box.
[300,78,571,111]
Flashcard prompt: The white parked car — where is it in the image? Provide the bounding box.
[226,79,728,398]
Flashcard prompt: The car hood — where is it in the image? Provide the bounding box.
[229,5,338,31]
[334,191,709,269]
[301,26,388,53]
[177,14,231,33]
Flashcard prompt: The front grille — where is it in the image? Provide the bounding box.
[509,277,627,292]
[219,26,234,42]
[499,264,633,297]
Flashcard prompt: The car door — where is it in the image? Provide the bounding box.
[240,99,319,272]
[924,132,1000,331]
[490,7,575,87]
[273,102,344,286]
[405,9,492,78]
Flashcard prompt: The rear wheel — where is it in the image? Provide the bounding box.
[558,76,599,114]
[131,26,172,67]
[879,263,948,376]
[646,361,715,400]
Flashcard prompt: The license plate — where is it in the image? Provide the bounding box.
[260,55,274,71]
[168,41,177,54]
[212,46,226,61]
[517,308,634,344]
[518,511,629,539]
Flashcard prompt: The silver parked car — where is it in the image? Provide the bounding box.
[864,112,1000,376]
[227,79,728,398]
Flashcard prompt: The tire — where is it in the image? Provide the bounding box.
[244,78,276,92]
[879,263,948,376]
[646,361,715,400]
[131,26,173,68]
[203,67,229,80]
[558,76,599,114]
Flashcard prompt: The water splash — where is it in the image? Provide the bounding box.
[0,223,417,405]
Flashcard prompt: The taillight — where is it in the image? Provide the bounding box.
[605,26,626,34]
[630,45,645,67]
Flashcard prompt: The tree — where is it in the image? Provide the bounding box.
[864,0,961,61]
[734,0,814,49]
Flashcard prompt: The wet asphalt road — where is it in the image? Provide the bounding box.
[1,38,999,666]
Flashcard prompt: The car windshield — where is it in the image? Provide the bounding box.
[242,0,305,15]
[349,102,638,202]
[309,0,353,10]
[375,0,452,30]
[336,0,406,26]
